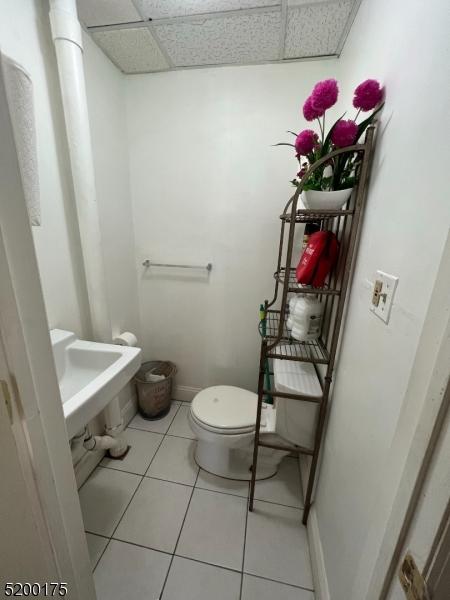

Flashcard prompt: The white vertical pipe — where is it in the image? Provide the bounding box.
[49,0,111,342]
[49,0,126,447]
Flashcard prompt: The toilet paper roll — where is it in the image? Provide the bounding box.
[113,332,138,347]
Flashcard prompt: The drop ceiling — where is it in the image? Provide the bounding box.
[77,0,360,74]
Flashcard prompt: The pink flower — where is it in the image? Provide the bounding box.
[295,130,318,156]
[331,119,358,147]
[303,96,324,121]
[311,79,339,112]
[353,79,383,111]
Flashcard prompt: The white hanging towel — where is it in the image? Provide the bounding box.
[0,51,41,226]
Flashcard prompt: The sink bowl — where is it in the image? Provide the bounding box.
[50,329,142,439]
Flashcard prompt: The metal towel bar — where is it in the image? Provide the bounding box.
[142,259,212,272]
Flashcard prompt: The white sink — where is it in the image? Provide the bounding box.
[50,329,142,439]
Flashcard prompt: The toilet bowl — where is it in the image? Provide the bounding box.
[188,377,320,480]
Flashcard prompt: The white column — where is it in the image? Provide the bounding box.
[49,0,111,342]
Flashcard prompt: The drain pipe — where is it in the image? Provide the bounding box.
[74,427,129,459]
[48,0,110,342]
[49,0,126,453]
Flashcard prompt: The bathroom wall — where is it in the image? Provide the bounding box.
[125,60,338,397]
[312,0,450,598]
[0,0,90,336]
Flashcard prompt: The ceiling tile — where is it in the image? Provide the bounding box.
[284,0,354,58]
[77,0,141,27]
[92,28,169,73]
[136,0,281,20]
[154,11,281,66]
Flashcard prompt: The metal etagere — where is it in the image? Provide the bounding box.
[249,125,377,524]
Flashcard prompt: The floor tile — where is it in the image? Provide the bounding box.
[162,556,241,600]
[85,533,108,570]
[114,477,191,553]
[241,575,314,600]
[128,401,180,434]
[146,435,199,486]
[254,457,302,508]
[167,405,195,439]
[100,428,163,475]
[176,488,246,571]
[196,469,249,498]
[79,468,141,537]
[94,539,171,600]
[244,501,313,589]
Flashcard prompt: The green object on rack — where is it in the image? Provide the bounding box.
[259,304,273,405]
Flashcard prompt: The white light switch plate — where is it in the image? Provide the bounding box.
[371,270,399,324]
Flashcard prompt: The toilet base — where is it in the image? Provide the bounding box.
[195,439,288,481]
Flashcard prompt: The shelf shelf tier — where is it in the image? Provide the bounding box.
[263,310,330,364]
[280,208,354,223]
[249,126,377,526]
[274,268,341,296]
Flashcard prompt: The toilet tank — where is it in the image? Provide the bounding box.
[273,351,322,449]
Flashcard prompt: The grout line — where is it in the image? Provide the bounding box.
[194,484,248,501]
[170,553,243,576]
[241,570,315,593]
[165,433,196,441]
[108,431,167,539]
[143,473,197,487]
[108,536,173,557]
[239,487,250,600]
[92,537,111,573]
[159,469,201,600]
[251,496,304,511]
[85,531,110,540]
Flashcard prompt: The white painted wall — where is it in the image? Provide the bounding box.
[125,60,337,394]
[0,0,90,336]
[312,1,450,599]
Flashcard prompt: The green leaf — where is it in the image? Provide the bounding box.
[287,130,298,137]
[356,103,384,140]
[273,142,296,148]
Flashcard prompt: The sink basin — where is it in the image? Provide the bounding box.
[50,329,142,439]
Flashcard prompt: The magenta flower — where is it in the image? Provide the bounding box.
[303,96,324,121]
[295,129,318,156]
[331,119,358,147]
[311,79,339,112]
[353,79,383,111]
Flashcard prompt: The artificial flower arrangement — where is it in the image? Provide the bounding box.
[277,78,384,193]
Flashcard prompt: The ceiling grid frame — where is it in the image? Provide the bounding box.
[129,0,175,68]
[78,0,360,74]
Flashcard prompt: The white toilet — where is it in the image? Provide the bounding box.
[189,358,321,480]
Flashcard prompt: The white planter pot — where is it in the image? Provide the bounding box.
[302,187,353,210]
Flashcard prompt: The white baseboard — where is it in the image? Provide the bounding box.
[173,384,201,402]
[300,456,330,600]
[307,505,330,600]
[75,448,104,489]
[74,393,138,489]
[122,393,138,426]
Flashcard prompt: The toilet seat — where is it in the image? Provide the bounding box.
[191,385,258,435]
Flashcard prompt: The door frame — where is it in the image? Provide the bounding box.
[0,61,96,599]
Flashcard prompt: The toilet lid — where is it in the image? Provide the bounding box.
[191,386,258,431]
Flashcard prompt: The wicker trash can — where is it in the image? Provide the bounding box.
[134,361,177,420]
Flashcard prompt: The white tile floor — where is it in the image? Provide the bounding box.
[79,401,315,600]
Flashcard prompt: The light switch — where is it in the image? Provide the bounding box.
[370,270,398,324]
